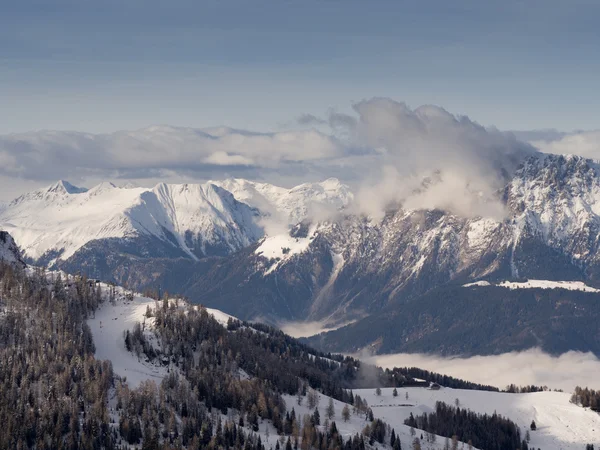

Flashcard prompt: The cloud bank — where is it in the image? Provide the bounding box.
[365,349,600,392]
[530,130,600,160]
[0,98,540,217]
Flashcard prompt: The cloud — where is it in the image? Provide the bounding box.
[365,349,600,392]
[278,319,357,338]
[297,114,327,127]
[0,125,344,182]
[344,98,536,219]
[530,130,600,159]
[0,98,538,218]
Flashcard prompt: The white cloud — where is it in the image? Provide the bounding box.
[0,98,538,216]
[345,98,535,219]
[530,130,600,159]
[365,349,600,392]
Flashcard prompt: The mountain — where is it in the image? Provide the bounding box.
[0,230,24,266]
[306,281,600,356]
[5,154,600,356]
[0,180,263,265]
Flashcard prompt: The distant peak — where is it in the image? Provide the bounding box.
[88,181,117,194]
[46,180,88,195]
[319,178,343,189]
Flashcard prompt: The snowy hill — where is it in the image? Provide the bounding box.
[353,386,600,450]
[87,283,600,450]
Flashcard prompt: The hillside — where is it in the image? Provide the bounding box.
[306,282,600,356]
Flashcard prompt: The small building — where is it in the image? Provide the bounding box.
[430,382,441,390]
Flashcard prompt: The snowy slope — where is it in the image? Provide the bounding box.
[0,178,352,266]
[88,292,169,388]
[280,390,471,450]
[464,279,600,292]
[352,387,600,450]
[0,180,263,264]
[0,230,24,266]
[212,177,353,225]
[87,285,240,388]
[85,280,600,449]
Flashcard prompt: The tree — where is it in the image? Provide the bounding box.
[342,404,350,422]
[454,398,460,408]
[393,388,398,397]
[410,427,416,437]
[412,438,421,450]
[406,392,409,400]
[376,387,382,396]
[307,390,319,410]
[451,435,458,450]
[296,389,303,406]
[326,397,335,420]
[525,429,531,442]
[530,420,537,431]
[312,408,320,426]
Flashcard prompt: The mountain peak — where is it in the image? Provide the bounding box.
[46,180,88,195]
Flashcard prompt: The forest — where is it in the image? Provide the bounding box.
[405,401,523,450]
[0,261,395,449]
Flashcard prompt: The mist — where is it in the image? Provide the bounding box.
[363,348,600,392]
[279,319,356,338]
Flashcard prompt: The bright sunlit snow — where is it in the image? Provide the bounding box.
[464,279,600,292]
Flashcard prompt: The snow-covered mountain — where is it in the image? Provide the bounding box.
[0,178,351,268]
[0,230,24,266]
[6,153,600,356]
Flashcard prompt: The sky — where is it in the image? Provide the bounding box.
[2,0,599,134]
[0,0,599,200]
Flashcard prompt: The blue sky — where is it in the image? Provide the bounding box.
[2,0,599,134]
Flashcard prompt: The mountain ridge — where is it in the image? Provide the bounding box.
[5,153,600,356]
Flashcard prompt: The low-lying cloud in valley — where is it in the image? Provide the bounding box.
[365,349,600,392]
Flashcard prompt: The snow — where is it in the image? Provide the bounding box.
[213,178,353,226]
[86,284,242,388]
[498,279,600,292]
[349,386,600,450]
[0,231,23,266]
[87,292,169,388]
[463,280,492,287]
[205,307,237,326]
[254,225,317,273]
[0,177,351,264]
[464,279,600,292]
[280,390,474,450]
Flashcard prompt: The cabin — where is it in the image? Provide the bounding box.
[429,382,441,390]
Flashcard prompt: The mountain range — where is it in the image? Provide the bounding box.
[4,152,600,356]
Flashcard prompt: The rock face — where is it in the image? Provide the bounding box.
[5,154,600,355]
[0,230,25,267]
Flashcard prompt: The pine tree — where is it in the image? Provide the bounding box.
[530,420,537,431]
[326,397,335,420]
[342,404,350,422]
[376,387,382,396]
[393,388,398,397]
